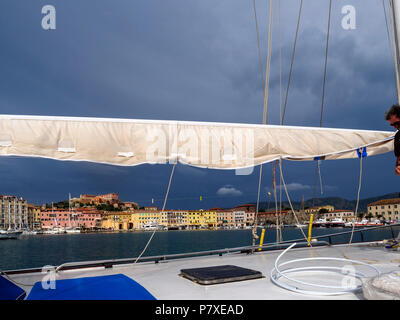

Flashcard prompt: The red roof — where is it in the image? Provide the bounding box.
[368,198,400,206]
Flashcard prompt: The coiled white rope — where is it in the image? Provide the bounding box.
[270,243,381,296]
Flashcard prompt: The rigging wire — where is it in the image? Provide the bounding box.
[278,158,309,244]
[273,160,282,243]
[251,0,263,247]
[278,0,283,240]
[276,0,304,242]
[383,0,398,100]
[253,0,274,248]
[263,0,274,125]
[319,0,332,128]
[344,151,364,256]
[388,0,400,103]
[312,0,332,205]
[281,0,303,125]
[252,0,265,89]
[134,162,177,264]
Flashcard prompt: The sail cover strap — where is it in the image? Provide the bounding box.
[0,115,394,169]
[357,147,368,158]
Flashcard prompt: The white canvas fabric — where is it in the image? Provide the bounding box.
[0,115,395,169]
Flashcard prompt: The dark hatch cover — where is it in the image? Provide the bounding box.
[180,265,263,285]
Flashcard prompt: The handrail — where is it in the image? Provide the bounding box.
[53,241,329,272]
[3,223,399,275]
[4,241,328,275]
[288,223,400,245]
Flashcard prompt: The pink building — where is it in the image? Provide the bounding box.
[40,208,102,229]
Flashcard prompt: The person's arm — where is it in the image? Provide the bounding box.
[394,131,400,175]
[396,157,400,175]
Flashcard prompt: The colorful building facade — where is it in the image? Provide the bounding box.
[40,208,102,229]
[0,195,28,230]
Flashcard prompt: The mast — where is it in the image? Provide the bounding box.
[13,198,16,230]
[52,202,57,228]
[8,202,11,230]
[391,0,400,103]
[68,193,71,229]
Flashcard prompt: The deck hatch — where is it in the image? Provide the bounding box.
[180,265,263,285]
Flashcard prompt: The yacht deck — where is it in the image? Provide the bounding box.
[6,241,400,300]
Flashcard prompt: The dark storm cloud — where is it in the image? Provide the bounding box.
[0,0,398,208]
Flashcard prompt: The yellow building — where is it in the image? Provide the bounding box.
[187,211,200,229]
[25,204,41,230]
[304,205,334,214]
[102,212,137,230]
[102,209,169,231]
[134,210,168,229]
[203,210,217,229]
[102,209,218,230]
[187,210,217,229]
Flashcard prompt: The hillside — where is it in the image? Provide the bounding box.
[256,192,400,213]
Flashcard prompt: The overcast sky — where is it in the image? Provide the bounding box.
[0,0,399,209]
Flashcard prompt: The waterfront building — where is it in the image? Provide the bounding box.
[257,210,291,225]
[244,211,255,226]
[144,206,158,211]
[28,204,41,230]
[213,209,235,228]
[304,205,335,214]
[33,206,41,229]
[102,212,138,230]
[123,201,139,210]
[101,208,169,231]
[232,210,246,227]
[367,198,400,221]
[321,209,355,222]
[232,204,255,213]
[167,210,188,229]
[135,209,167,229]
[0,195,28,230]
[40,208,102,229]
[187,210,202,229]
[186,210,217,229]
[72,193,121,206]
[231,204,255,227]
[203,210,217,229]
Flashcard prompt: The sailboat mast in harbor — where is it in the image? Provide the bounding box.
[390,0,400,102]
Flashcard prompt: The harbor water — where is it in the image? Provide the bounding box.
[1,227,399,271]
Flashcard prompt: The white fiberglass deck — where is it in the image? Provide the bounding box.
[8,242,400,300]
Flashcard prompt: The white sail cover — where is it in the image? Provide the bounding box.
[0,115,395,169]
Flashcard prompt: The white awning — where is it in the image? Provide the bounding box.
[0,114,394,169]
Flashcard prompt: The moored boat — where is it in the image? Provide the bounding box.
[366,220,384,227]
[143,221,162,231]
[328,218,345,228]
[0,229,22,240]
[313,219,327,228]
[65,228,81,234]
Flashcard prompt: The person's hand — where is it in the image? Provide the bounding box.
[395,165,400,176]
